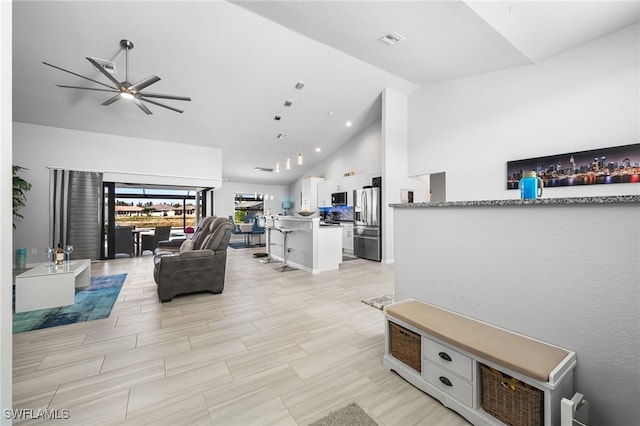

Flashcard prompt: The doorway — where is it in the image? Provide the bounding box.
[101,184,207,259]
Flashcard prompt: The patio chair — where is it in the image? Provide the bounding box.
[114,226,135,257]
[141,225,172,255]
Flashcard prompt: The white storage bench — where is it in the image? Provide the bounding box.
[383,299,576,426]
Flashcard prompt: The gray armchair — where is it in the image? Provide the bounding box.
[155,216,216,256]
[153,218,232,302]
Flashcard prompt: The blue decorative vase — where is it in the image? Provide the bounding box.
[520,171,544,200]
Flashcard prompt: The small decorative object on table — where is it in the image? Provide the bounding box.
[44,247,54,266]
[55,244,65,265]
[297,210,315,217]
[64,245,74,263]
[15,248,27,269]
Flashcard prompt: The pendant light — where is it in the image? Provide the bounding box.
[296,82,304,166]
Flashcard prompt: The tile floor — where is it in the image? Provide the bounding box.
[12,247,470,425]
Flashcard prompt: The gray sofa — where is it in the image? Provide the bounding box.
[153,217,232,302]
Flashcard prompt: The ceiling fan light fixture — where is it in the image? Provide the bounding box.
[44,38,190,115]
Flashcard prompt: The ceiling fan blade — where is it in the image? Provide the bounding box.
[132,98,153,115]
[137,92,191,102]
[101,94,122,106]
[43,61,117,90]
[138,96,184,114]
[129,75,160,91]
[86,57,123,88]
[56,84,118,93]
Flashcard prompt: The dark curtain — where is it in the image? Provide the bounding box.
[50,169,103,260]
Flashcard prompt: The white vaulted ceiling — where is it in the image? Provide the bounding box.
[12,1,639,185]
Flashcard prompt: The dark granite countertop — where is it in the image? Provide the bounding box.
[390,195,640,208]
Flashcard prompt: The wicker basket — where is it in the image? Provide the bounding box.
[480,363,544,426]
[389,322,421,372]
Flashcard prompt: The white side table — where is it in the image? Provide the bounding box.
[14,259,91,313]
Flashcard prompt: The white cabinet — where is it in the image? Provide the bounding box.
[341,223,353,254]
[317,182,332,208]
[422,337,474,407]
[301,177,324,212]
[316,173,380,208]
[383,300,576,426]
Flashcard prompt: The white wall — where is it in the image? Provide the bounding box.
[393,202,639,426]
[381,88,411,264]
[400,24,640,426]
[295,119,382,185]
[211,181,290,222]
[1,2,12,421]
[408,24,640,201]
[12,122,222,262]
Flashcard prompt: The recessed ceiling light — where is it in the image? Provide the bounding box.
[274,114,282,121]
[295,81,304,90]
[379,32,406,45]
[277,133,287,140]
[315,147,321,152]
[345,121,352,127]
[284,99,293,107]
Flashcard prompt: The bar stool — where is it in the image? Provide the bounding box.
[261,216,276,264]
[275,227,296,272]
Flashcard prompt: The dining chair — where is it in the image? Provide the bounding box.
[229,215,252,246]
[252,217,266,244]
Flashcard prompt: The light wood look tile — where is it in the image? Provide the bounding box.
[12,247,470,425]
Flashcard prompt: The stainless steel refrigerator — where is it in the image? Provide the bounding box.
[353,186,381,261]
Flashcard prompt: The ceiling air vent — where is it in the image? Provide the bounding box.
[89,57,116,74]
[254,167,274,172]
[378,32,406,45]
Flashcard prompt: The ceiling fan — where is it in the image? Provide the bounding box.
[43,39,191,114]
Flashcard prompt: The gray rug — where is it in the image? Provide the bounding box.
[361,294,394,310]
[310,403,377,426]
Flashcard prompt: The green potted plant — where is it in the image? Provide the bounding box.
[13,165,32,229]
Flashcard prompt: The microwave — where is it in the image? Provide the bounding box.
[331,191,348,206]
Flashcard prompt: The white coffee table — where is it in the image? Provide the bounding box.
[14,259,91,313]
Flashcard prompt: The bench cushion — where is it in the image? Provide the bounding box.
[385,300,569,382]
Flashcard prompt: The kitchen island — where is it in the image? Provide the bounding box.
[266,216,342,274]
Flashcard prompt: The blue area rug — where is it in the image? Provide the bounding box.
[13,273,127,334]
